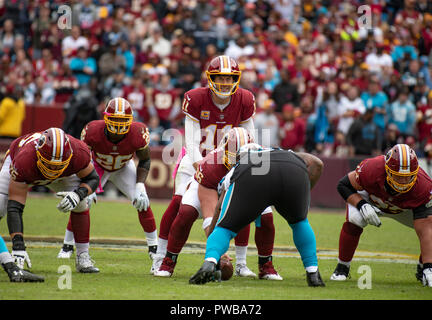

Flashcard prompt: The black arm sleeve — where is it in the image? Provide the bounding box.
[337,174,358,201]
[7,200,25,241]
[137,158,151,171]
[75,169,100,200]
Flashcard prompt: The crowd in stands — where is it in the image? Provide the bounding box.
[1,0,432,161]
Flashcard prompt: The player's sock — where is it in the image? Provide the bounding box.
[166,205,198,254]
[338,221,363,263]
[75,242,90,256]
[205,226,237,262]
[234,225,250,264]
[289,218,318,268]
[159,195,182,240]
[156,238,168,256]
[255,213,274,257]
[258,255,272,265]
[70,209,90,248]
[64,225,75,246]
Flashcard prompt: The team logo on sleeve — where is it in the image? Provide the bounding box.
[200,111,210,120]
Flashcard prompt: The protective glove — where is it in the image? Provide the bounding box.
[423,268,432,287]
[359,202,382,227]
[56,191,81,212]
[86,192,97,209]
[12,250,32,269]
[132,182,150,211]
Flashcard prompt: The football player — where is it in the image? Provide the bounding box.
[331,144,432,287]
[189,145,325,286]
[154,128,282,280]
[0,127,100,273]
[155,55,258,277]
[0,235,44,282]
[57,97,158,266]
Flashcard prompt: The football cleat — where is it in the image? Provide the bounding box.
[235,263,257,278]
[154,257,176,277]
[57,244,74,259]
[422,268,432,287]
[258,261,283,280]
[307,270,325,287]
[150,253,164,275]
[76,252,99,273]
[2,262,44,282]
[189,260,221,285]
[330,263,350,281]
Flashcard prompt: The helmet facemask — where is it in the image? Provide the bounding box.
[103,112,133,134]
[206,73,241,98]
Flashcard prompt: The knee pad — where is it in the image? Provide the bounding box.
[73,198,89,213]
[0,194,7,219]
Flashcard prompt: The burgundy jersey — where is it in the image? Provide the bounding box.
[194,148,227,190]
[152,88,179,121]
[182,87,255,157]
[355,156,432,214]
[8,132,91,186]
[81,120,150,172]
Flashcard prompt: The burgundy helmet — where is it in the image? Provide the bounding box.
[205,55,241,97]
[385,144,419,193]
[36,128,73,180]
[104,97,133,134]
[218,127,253,169]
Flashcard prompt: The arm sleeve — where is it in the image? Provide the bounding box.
[185,116,203,164]
[240,117,255,142]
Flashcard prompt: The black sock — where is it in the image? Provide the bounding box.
[167,251,179,263]
[259,255,272,266]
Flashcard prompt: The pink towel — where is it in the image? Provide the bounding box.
[93,160,105,194]
[172,146,186,179]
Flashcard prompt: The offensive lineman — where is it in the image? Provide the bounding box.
[0,127,100,273]
[57,97,158,266]
[154,55,261,277]
[331,144,432,287]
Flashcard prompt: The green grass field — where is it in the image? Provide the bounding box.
[0,194,431,301]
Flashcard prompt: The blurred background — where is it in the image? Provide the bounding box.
[0,0,431,207]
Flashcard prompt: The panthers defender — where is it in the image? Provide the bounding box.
[189,145,325,286]
[155,55,258,277]
[0,127,100,273]
[57,97,158,264]
[154,128,282,280]
[332,144,432,287]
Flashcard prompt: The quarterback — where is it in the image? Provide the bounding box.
[332,144,432,287]
[154,128,282,280]
[57,97,158,265]
[155,55,258,277]
[0,127,100,273]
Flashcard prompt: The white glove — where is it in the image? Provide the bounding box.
[56,191,81,212]
[132,182,150,211]
[12,250,32,269]
[423,268,432,287]
[87,192,97,209]
[359,202,382,227]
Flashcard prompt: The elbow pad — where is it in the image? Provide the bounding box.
[337,175,358,201]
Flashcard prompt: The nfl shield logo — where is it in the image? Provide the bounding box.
[220,114,224,120]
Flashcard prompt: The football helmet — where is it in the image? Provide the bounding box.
[103,97,133,134]
[36,128,73,180]
[206,55,241,98]
[218,127,253,170]
[385,144,419,193]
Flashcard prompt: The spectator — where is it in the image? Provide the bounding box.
[224,36,254,61]
[98,39,125,82]
[52,63,79,104]
[401,59,425,94]
[416,90,432,147]
[271,69,300,113]
[61,25,89,59]
[141,25,171,58]
[254,99,280,147]
[69,47,97,86]
[360,79,389,134]
[25,76,55,105]
[103,68,126,100]
[148,116,166,147]
[73,0,98,30]
[0,86,25,139]
[346,108,382,157]
[336,86,366,136]
[381,123,404,153]
[365,44,393,76]
[118,39,135,78]
[123,74,149,123]
[193,15,218,56]
[387,88,417,137]
[0,19,16,53]
[279,104,305,151]
[383,70,404,103]
[149,74,181,130]
[31,4,52,59]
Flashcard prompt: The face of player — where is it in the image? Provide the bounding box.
[212,75,235,100]
[388,172,415,192]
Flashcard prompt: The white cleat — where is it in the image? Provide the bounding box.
[76,252,99,273]
[150,253,164,275]
[235,263,257,278]
[57,244,74,259]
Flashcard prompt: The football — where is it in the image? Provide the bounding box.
[219,257,234,281]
